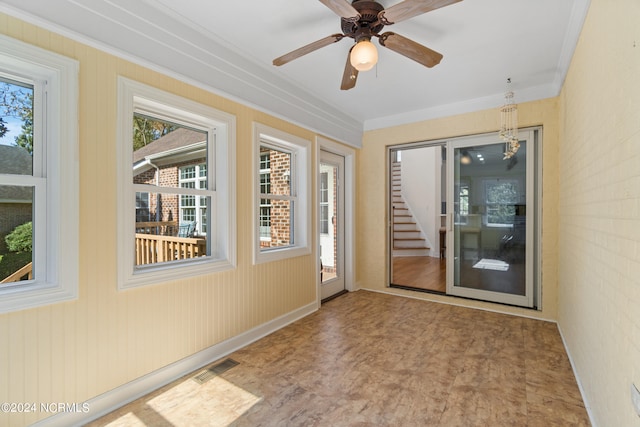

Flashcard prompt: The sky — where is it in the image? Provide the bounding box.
[0,115,24,146]
[0,80,31,146]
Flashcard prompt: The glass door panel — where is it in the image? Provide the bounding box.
[447,132,534,307]
[389,145,447,293]
[320,150,345,300]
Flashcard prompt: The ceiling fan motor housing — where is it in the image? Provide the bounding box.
[272,0,457,90]
[341,0,385,39]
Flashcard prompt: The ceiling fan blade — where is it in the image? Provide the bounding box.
[379,32,443,68]
[319,0,360,21]
[379,0,462,25]
[340,48,358,90]
[273,34,345,66]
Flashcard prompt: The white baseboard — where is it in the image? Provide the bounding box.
[33,301,318,427]
[556,324,597,427]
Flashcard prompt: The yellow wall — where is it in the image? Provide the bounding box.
[0,14,323,426]
[358,98,561,320]
[558,0,640,425]
[3,1,639,425]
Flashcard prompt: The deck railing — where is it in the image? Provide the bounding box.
[1,261,33,284]
[1,222,205,282]
[135,233,206,265]
[135,220,178,236]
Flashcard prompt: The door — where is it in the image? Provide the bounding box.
[446,131,536,307]
[389,145,447,293]
[319,150,345,300]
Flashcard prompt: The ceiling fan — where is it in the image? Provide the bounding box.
[273,0,462,90]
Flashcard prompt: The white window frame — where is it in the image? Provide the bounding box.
[253,123,311,264]
[0,35,79,314]
[319,171,329,235]
[117,77,236,289]
[179,163,207,235]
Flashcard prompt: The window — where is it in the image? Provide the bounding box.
[253,123,311,264]
[320,172,329,234]
[485,179,519,226]
[455,182,469,224]
[179,163,207,235]
[459,185,469,216]
[118,78,236,289]
[259,145,293,247]
[0,35,79,313]
[259,151,271,242]
[136,192,151,222]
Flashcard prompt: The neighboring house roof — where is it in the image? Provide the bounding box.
[133,127,206,164]
[0,144,31,174]
[0,145,33,203]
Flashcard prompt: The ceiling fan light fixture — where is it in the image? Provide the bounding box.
[350,39,378,71]
[273,0,461,89]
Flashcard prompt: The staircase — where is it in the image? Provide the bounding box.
[392,161,430,257]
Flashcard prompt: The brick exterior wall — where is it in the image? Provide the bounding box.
[133,157,205,223]
[267,149,291,247]
[133,148,294,248]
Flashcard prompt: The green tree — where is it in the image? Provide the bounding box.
[133,115,178,150]
[5,222,32,253]
[0,117,8,139]
[0,82,33,154]
[14,109,33,154]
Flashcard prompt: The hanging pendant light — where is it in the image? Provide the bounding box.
[460,150,472,165]
[499,78,519,160]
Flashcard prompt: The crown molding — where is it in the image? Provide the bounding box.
[0,1,364,147]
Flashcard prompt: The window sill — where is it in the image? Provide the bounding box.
[254,245,311,265]
[0,280,78,314]
[119,257,235,290]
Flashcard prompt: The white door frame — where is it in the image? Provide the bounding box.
[316,137,356,306]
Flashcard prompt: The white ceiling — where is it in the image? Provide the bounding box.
[0,0,590,147]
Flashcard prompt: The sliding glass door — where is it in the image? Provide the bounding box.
[446,131,537,307]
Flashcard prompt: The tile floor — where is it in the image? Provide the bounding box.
[89,290,590,426]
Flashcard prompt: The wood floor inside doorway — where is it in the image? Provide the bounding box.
[392,255,446,293]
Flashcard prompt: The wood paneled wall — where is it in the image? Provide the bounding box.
[0,14,319,426]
